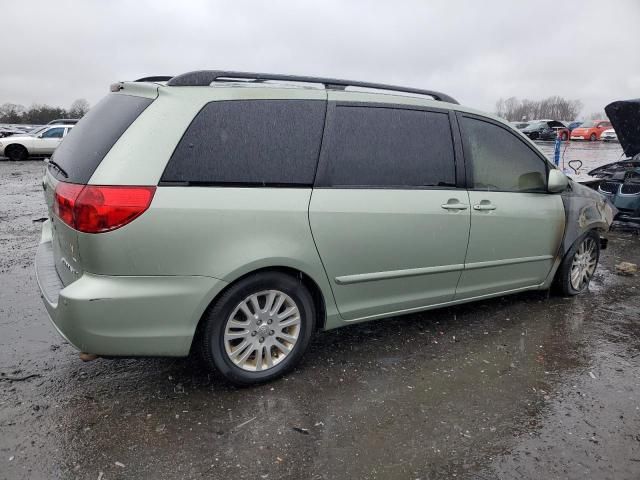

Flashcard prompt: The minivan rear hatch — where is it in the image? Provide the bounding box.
[44,91,155,286]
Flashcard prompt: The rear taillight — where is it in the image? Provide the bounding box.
[54,182,156,233]
[53,182,84,227]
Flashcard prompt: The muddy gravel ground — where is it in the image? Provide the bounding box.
[1,159,639,480]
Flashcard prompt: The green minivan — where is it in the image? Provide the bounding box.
[35,71,614,384]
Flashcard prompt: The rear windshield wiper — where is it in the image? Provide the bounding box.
[45,158,68,179]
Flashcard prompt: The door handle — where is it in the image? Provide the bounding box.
[441,201,469,210]
[473,203,497,211]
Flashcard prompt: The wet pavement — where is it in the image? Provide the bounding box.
[1,156,639,480]
[534,139,625,174]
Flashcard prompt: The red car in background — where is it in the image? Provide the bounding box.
[570,119,612,141]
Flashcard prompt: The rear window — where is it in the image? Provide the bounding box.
[317,106,456,187]
[161,100,326,186]
[50,94,153,184]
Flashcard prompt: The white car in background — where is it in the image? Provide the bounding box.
[0,125,73,160]
[601,128,618,142]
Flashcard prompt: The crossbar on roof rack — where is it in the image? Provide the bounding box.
[165,70,458,104]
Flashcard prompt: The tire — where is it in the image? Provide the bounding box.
[555,231,600,296]
[5,145,28,161]
[589,133,597,141]
[199,271,316,385]
[561,132,568,141]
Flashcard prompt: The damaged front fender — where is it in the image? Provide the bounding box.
[561,180,616,255]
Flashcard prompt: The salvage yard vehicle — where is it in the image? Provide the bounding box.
[0,126,23,138]
[46,118,80,125]
[521,119,570,141]
[589,99,640,225]
[601,128,618,142]
[566,121,583,132]
[0,124,74,160]
[35,71,615,385]
[510,121,530,130]
[570,119,612,141]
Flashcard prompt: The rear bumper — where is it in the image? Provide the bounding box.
[35,221,227,357]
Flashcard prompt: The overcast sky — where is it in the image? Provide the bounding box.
[2,0,639,117]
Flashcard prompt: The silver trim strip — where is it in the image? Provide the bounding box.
[464,255,553,270]
[335,264,464,285]
[335,255,553,285]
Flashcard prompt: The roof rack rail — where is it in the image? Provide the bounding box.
[166,70,458,104]
[135,76,174,83]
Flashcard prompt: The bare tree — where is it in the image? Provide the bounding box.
[495,96,583,121]
[21,105,68,124]
[0,100,91,124]
[69,98,90,118]
[0,103,25,123]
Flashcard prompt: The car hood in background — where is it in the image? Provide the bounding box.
[0,134,34,141]
[605,99,640,158]
[587,159,640,179]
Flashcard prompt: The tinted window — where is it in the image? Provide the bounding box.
[42,127,65,138]
[162,100,326,185]
[460,116,548,192]
[50,94,154,184]
[320,106,455,187]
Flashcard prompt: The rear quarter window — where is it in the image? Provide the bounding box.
[50,94,154,184]
[161,100,326,186]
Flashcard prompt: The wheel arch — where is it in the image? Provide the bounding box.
[542,185,614,290]
[189,265,329,355]
[552,228,601,295]
[3,143,28,157]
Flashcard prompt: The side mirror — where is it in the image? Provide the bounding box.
[548,169,569,193]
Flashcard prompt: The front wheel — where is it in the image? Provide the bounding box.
[199,272,316,385]
[555,231,600,296]
[5,145,28,161]
[590,133,597,141]
[561,132,568,141]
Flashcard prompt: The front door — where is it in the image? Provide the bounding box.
[309,100,470,321]
[455,114,565,300]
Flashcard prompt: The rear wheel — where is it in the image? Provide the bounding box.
[5,145,27,161]
[589,133,597,141]
[555,231,600,296]
[199,272,316,385]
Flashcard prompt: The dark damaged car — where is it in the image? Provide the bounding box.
[588,99,640,225]
[522,120,570,141]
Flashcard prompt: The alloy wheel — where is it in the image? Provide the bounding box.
[570,237,598,291]
[223,290,301,372]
